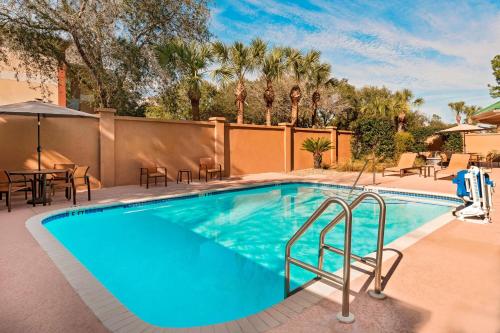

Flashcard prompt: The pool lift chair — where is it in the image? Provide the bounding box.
[284,192,387,324]
[452,166,495,223]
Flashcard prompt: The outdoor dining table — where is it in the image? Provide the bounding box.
[9,169,69,205]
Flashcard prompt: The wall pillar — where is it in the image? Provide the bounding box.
[327,126,338,164]
[97,108,116,187]
[279,123,293,172]
[210,117,226,174]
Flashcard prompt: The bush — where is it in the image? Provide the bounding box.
[351,117,396,160]
[394,132,415,156]
[442,133,463,152]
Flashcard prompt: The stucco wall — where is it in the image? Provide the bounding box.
[114,117,215,185]
[228,124,285,175]
[0,115,100,184]
[337,131,352,163]
[293,128,333,170]
[464,133,500,155]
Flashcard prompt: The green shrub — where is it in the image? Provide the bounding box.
[442,133,463,152]
[351,117,396,160]
[301,137,333,169]
[394,132,415,156]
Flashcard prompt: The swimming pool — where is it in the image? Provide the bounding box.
[41,182,456,328]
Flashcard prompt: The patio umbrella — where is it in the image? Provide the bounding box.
[437,124,485,153]
[0,100,98,170]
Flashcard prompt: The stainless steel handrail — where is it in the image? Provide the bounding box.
[284,197,355,323]
[318,192,387,299]
[347,157,376,197]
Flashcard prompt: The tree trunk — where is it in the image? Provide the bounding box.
[188,85,201,121]
[311,90,320,127]
[264,80,275,126]
[290,85,301,126]
[456,114,462,124]
[397,112,406,132]
[313,153,322,169]
[235,80,247,124]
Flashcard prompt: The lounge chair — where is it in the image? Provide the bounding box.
[382,153,419,177]
[434,154,470,180]
[198,157,222,182]
[0,170,33,212]
[140,166,167,188]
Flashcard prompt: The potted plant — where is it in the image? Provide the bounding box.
[301,137,333,169]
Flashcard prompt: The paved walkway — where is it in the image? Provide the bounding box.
[0,171,499,333]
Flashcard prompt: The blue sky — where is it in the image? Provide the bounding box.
[209,0,500,122]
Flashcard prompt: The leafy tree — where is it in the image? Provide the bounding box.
[301,137,332,168]
[489,54,500,98]
[394,89,424,132]
[307,62,336,127]
[285,48,320,126]
[448,101,466,124]
[212,38,266,124]
[260,47,287,126]
[352,116,396,160]
[156,40,213,120]
[0,0,210,115]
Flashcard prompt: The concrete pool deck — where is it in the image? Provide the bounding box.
[1,170,499,333]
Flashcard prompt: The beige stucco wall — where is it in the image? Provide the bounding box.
[464,133,500,155]
[293,128,333,169]
[0,115,100,185]
[337,131,352,163]
[114,117,215,185]
[228,124,285,175]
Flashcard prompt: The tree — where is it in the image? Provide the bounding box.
[212,39,266,124]
[285,48,320,126]
[394,89,424,132]
[260,47,287,126]
[156,40,213,120]
[489,54,500,98]
[448,101,466,124]
[301,137,332,168]
[0,0,209,114]
[464,105,481,124]
[307,62,336,127]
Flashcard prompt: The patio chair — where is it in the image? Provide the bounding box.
[48,165,91,204]
[140,166,167,188]
[0,170,33,212]
[382,153,419,177]
[49,163,76,181]
[199,157,223,182]
[434,154,470,180]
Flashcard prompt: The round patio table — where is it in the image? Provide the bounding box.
[9,169,69,205]
[425,157,442,166]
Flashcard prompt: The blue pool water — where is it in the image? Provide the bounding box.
[43,183,454,327]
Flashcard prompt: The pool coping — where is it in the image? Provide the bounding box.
[25,181,460,333]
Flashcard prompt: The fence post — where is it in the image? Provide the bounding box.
[96,108,116,187]
[279,123,293,172]
[327,126,338,164]
[210,117,226,176]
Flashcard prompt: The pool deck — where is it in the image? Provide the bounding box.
[1,170,499,333]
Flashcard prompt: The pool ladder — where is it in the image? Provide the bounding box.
[284,192,387,324]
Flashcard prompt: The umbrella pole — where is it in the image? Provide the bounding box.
[37,114,41,171]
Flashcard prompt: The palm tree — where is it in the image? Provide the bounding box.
[394,89,424,132]
[260,47,286,126]
[307,62,336,126]
[448,101,466,124]
[285,48,320,126]
[464,105,481,124]
[156,40,213,120]
[212,39,266,124]
[301,137,332,168]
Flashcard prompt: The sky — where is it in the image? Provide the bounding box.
[209,0,500,122]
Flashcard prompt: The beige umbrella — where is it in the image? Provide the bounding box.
[437,124,485,153]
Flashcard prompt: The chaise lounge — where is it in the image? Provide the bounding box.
[434,153,470,180]
[382,152,419,177]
